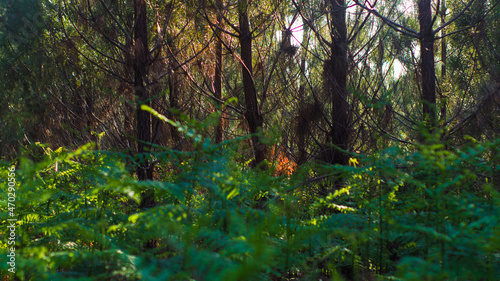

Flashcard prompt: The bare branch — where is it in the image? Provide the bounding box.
[431,0,441,28]
[58,11,131,84]
[352,0,420,38]
[291,0,334,54]
[433,0,475,35]
[435,0,500,39]
[97,0,131,41]
[261,11,300,110]
[175,53,244,115]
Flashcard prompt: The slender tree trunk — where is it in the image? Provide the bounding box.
[168,60,180,144]
[238,0,267,166]
[297,23,310,165]
[297,58,307,165]
[134,0,155,208]
[418,0,437,130]
[158,3,180,146]
[215,0,224,144]
[439,0,447,122]
[378,37,384,86]
[322,0,349,166]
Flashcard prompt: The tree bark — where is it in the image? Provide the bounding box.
[418,0,437,130]
[440,0,447,122]
[238,0,267,166]
[296,21,310,165]
[167,57,181,144]
[134,0,155,208]
[215,0,224,144]
[322,0,349,166]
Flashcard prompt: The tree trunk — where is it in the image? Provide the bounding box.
[215,0,224,144]
[440,0,447,122]
[134,0,155,208]
[297,22,310,165]
[418,0,437,130]
[238,0,267,166]
[168,61,181,144]
[322,0,349,166]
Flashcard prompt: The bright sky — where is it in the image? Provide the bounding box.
[289,17,303,46]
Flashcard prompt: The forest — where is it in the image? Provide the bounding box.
[0,0,499,280]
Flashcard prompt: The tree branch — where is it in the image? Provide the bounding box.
[432,0,475,35]
[352,0,420,38]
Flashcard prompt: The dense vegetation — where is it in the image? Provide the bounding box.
[1,0,499,280]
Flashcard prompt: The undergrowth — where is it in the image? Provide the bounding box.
[1,112,499,280]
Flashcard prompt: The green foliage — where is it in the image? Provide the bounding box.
[1,116,500,280]
[0,0,51,157]
[1,0,500,280]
